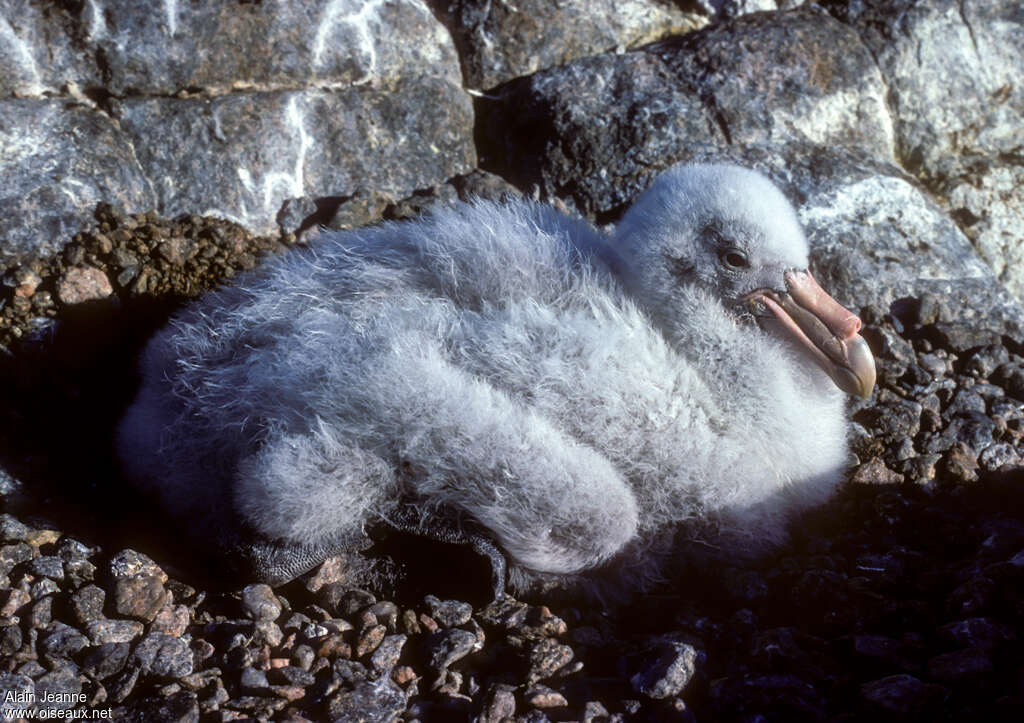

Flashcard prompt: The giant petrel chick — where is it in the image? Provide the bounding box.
[117,163,875,596]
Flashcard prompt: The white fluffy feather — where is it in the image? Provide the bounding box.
[117,163,851,594]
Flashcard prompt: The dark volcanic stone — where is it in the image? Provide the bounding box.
[0,515,30,543]
[484,8,891,216]
[128,632,194,679]
[120,691,199,723]
[67,585,106,626]
[370,634,407,674]
[527,638,575,685]
[630,641,703,700]
[424,595,473,628]
[82,642,132,680]
[240,583,281,622]
[0,673,33,716]
[860,674,947,715]
[479,681,517,722]
[34,666,82,712]
[710,673,825,722]
[39,622,89,660]
[326,678,407,722]
[335,589,377,618]
[0,623,22,656]
[85,619,144,645]
[425,628,481,673]
[926,647,994,682]
[326,189,393,231]
[938,618,1014,652]
[107,550,169,623]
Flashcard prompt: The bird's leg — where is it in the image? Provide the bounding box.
[222,526,362,587]
[381,503,508,599]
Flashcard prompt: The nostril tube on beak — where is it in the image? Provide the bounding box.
[784,269,862,340]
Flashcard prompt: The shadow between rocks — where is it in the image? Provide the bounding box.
[0,294,202,578]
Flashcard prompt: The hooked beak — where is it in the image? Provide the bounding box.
[746,270,876,398]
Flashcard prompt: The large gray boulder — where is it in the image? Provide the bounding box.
[823,0,1024,301]
[0,100,155,266]
[84,0,462,94]
[0,2,475,264]
[482,7,894,217]
[114,79,474,236]
[429,0,707,89]
[0,2,99,97]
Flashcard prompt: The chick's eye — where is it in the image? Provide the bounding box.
[719,248,749,269]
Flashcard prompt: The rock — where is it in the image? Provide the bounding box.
[926,647,994,682]
[524,684,568,709]
[85,619,145,645]
[0,100,156,266]
[451,170,522,203]
[369,634,407,674]
[435,0,705,89]
[0,622,22,656]
[68,585,106,628]
[824,0,1021,180]
[630,641,703,699]
[325,678,407,722]
[151,605,190,637]
[33,665,82,712]
[39,622,90,660]
[87,0,461,95]
[0,673,34,717]
[128,632,194,679]
[938,618,1014,652]
[479,681,517,722]
[119,691,199,723]
[81,642,132,680]
[116,81,474,238]
[979,442,1021,471]
[944,163,1024,303]
[240,584,281,622]
[0,588,30,617]
[331,588,376,618]
[851,458,904,486]
[240,666,270,692]
[277,197,319,235]
[325,189,393,231]
[56,267,114,305]
[356,624,387,658]
[860,673,947,715]
[710,673,825,721]
[0,514,30,542]
[526,638,574,685]
[823,0,1024,304]
[795,156,1024,334]
[0,1,100,96]
[269,665,315,687]
[423,595,473,628]
[424,628,481,673]
[483,8,893,215]
[107,549,169,623]
[367,602,400,631]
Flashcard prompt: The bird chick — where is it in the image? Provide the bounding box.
[116,163,875,597]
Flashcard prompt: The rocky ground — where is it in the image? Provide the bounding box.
[1,197,1022,722]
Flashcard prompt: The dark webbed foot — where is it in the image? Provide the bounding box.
[223,527,362,587]
[382,503,508,600]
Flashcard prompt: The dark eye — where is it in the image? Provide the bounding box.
[719,248,749,269]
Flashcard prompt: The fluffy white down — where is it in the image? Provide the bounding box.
[117,163,851,593]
